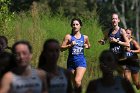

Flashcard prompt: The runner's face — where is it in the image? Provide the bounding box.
[71,20,81,32]
[112,14,120,26]
[14,44,32,67]
[126,29,132,39]
[46,42,60,64]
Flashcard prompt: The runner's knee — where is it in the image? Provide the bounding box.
[75,77,82,87]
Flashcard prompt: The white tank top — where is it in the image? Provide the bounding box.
[48,68,68,93]
[11,69,42,93]
[96,77,126,93]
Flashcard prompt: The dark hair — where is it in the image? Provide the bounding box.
[38,39,59,69]
[71,18,83,27]
[112,13,120,19]
[12,40,32,54]
[99,50,117,64]
[112,13,119,17]
[42,39,59,52]
[0,51,14,78]
[125,28,133,34]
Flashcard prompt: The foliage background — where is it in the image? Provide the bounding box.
[0,0,140,92]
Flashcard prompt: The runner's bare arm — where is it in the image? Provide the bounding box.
[61,34,72,51]
[111,29,129,47]
[84,35,91,49]
[118,29,130,47]
[0,72,13,93]
[130,40,140,53]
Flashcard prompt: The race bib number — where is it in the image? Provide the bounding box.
[111,46,121,54]
[72,47,83,55]
[71,40,84,55]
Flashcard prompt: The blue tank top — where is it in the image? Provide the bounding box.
[125,42,138,58]
[68,34,84,58]
[108,28,124,54]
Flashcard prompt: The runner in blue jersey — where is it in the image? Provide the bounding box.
[99,13,129,61]
[123,28,140,89]
[61,18,90,92]
[0,41,48,93]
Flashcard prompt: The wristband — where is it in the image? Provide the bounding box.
[117,40,120,43]
[130,50,134,53]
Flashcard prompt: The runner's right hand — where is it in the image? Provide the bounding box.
[71,41,76,46]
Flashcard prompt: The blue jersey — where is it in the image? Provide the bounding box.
[67,34,86,70]
[108,28,124,55]
[68,34,84,57]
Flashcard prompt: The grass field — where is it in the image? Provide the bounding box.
[0,5,140,93]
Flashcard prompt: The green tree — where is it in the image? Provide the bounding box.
[39,0,97,19]
[0,0,11,34]
[0,0,15,37]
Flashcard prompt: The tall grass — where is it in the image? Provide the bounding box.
[1,2,139,93]
[0,2,109,92]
